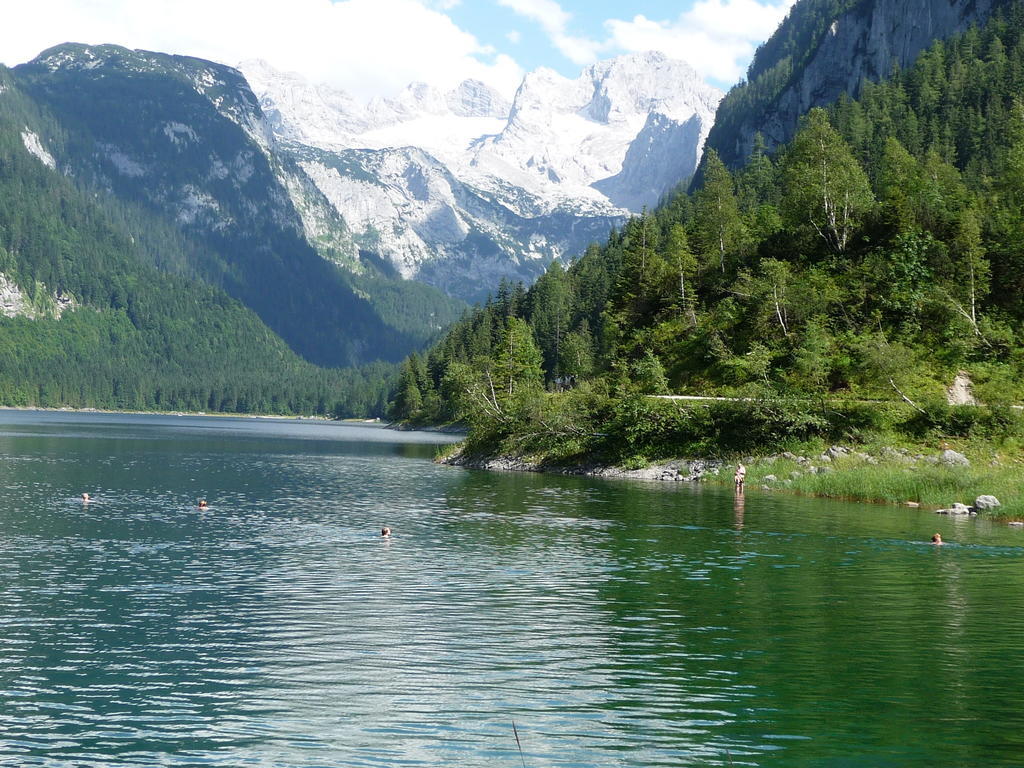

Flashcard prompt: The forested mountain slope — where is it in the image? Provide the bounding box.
[10,45,462,368]
[0,64,390,415]
[390,5,1024,462]
[705,0,1011,168]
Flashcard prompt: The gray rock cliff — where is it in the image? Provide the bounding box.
[712,0,1008,167]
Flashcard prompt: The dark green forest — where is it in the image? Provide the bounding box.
[0,65,392,416]
[390,6,1024,461]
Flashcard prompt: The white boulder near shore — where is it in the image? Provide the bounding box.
[936,496,1001,515]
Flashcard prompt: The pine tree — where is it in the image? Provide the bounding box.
[781,108,874,253]
[693,150,745,272]
[493,317,544,398]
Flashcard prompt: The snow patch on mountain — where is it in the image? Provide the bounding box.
[21,129,55,169]
[164,121,198,145]
[101,143,147,178]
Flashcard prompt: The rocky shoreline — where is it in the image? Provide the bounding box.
[441,447,723,482]
[389,422,468,435]
[441,443,1018,521]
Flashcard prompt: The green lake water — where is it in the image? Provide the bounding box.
[1,411,1023,767]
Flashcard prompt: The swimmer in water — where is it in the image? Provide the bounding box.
[82,492,90,503]
[931,533,943,545]
[198,499,208,509]
[381,527,391,538]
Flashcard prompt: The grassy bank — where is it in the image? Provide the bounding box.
[707,442,1024,521]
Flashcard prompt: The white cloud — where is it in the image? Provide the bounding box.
[497,0,793,86]
[497,0,603,65]
[605,0,796,84]
[0,0,524,100]
[506,30,522,44]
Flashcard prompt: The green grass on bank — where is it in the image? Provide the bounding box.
[709,444,1024,521]
[447,390,1024,521]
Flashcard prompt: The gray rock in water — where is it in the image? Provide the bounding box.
[940,449,970,466]
[937,502,973,515]
[974,495,1001,510]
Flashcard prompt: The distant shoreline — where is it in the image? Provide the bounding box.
[0,405,372,423]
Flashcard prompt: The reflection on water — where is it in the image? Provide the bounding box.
[734,490,745,529]
[0,411,1023,766]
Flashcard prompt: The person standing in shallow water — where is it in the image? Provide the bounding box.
[734,463,746,493]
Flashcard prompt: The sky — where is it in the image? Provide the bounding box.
[0,0,796,100]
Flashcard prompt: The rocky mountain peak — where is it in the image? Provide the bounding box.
[580,51,720,125]
[447,79,510,118]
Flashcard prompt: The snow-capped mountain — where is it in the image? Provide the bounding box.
[241,53,722,298]
[466,53,722,213]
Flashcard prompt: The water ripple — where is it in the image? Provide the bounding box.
[1,415,1024,766]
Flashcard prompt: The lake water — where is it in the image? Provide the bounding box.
[1,411,1023,767]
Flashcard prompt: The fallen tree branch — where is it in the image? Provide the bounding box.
[889,377,926,415]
